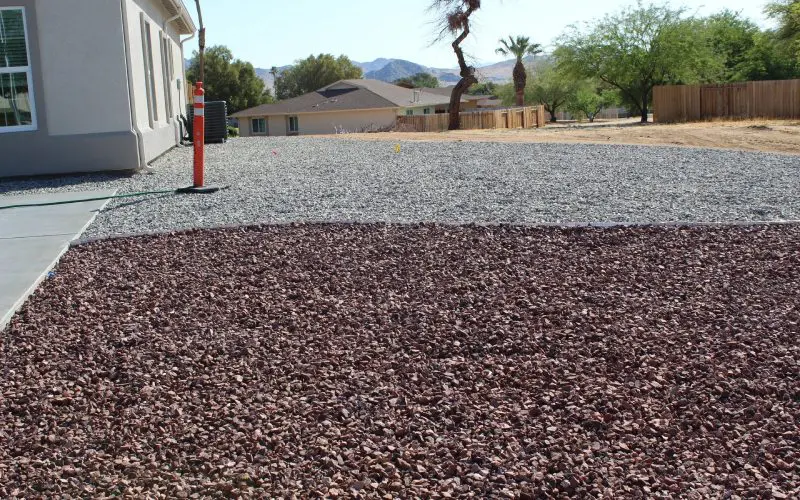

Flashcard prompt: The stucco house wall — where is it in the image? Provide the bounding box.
[240,108,398,137]
[0,0,192,178]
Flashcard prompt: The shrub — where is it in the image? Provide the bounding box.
[227,126,239,138]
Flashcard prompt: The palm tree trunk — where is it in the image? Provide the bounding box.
[513,61,526,107]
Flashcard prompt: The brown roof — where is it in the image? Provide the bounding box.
[419,86,486,101]
[231,80,457,118]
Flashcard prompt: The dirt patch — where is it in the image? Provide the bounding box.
[328,120,800,155]
[2,223,799,497]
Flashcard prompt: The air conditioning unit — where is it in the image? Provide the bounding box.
[187,101,228,144]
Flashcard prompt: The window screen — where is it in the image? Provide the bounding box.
[0,8,36,131]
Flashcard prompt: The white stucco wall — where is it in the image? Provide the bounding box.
[397,106,436,116]
[239,109,398,137]
[32,0,187,161]
[124,0,186,160]
[35,0,132,136]
[267,116,286,137]
[240,115,285,137]
[299,109,397,134]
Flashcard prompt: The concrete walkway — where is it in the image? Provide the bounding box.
[0,190,116,331]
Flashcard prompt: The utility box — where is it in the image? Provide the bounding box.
[187,101,228,144]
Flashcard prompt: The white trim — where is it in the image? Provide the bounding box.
[140,14,157,128]
[0,7,38,133]
[159,33,173,123]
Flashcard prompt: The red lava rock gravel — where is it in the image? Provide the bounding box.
[1,223,798,498]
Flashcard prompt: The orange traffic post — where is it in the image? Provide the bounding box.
[193,82,205,187]
[177,81,220,194]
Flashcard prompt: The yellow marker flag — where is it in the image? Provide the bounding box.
[394,144,401,153]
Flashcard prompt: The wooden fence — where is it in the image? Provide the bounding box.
[653,79,800,123]
[396,106,546,132]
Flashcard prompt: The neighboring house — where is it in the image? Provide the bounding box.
[232,79,460,137]
[0,0,195,177]
[419,86,498,110]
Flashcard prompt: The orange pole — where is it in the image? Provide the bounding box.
[193,82,205,187]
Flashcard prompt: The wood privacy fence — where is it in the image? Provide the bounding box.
[396,106,546,132]
[653,79,800,122]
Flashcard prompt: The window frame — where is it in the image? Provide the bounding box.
[0,6,38,134]
[423,108,431,115]
[288,115,299,134]
[140,15,158,127]
[405,109,413,116]
[159,33,173,123]
[251,117,267,135]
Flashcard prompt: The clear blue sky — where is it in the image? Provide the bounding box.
[186,0,774,69]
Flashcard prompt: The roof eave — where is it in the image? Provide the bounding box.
[160,0,197,35]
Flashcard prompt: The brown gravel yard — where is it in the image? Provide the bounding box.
[2,223,799,498]
[331,120,800,155]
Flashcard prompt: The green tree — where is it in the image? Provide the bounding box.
[273,54,362,100]
[529,63,581,122]
[557,2,717,122]
[468,82,498,95]
[735,31,799,80]
[703,11,760,81]
[394,72,441,88]
[495,35,543,106]
[497,62,579,121]
[431,0,482,130]
[766,0,800,66]
[567,83,619,122]
[186,46,272,114]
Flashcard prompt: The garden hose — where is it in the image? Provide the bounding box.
[0,186,226,211]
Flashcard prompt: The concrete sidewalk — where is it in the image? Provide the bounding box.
[0,190,116,331]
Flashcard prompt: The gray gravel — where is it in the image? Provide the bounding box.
[1,137,798,239]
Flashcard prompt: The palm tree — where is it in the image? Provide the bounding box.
[496,36,543,106]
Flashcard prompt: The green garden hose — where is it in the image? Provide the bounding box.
[0,187,224,211]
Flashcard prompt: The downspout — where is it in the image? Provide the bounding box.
[120,0,151,172]
[163,12,182,144]
[164,14,181,29]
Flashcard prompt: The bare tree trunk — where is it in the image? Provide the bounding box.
[547,105,558,122]
[194,0,205,83]
[447,7,478,130]
[641,98,648,123]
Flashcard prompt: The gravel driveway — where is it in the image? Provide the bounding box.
[1,138,798,238]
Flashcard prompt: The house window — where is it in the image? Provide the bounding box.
[405,109,413,116]
[424,108,431,115]
[0,7,37,133]
[288,115,299,133]
[251,118,266,134]
[160,34,173,122]
[140,15,158,126]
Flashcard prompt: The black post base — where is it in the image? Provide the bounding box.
[176,186,222,194]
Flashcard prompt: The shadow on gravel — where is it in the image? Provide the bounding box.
[0,171,136,195]
[98,193,176,212]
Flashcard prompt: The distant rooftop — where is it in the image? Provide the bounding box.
[231,79,460,118]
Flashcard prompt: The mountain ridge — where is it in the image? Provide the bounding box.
[189,56,549,91]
